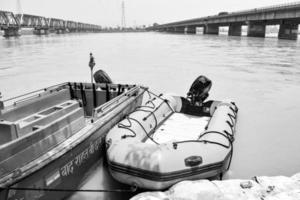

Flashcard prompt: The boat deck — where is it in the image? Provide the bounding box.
[147,113,210,144]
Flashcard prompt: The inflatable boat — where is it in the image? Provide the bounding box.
[106,76,238,190]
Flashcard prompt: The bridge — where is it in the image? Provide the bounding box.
[0,11,102,37]
[149,2,300,40]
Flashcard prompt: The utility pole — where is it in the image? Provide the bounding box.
[121,1,126,29]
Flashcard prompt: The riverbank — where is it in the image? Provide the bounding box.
[132,173,300,200]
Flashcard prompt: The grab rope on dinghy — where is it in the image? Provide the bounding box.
[117,90,174,144]
[143,90,175,113]
[118,115,158,144]
[118,117,137,139]
[117,97,159,143]
[172,129,233,149]
[172,104,238,170]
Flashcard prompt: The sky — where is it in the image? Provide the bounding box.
[0,0,297,27]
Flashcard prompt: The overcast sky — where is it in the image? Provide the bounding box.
[0,0,296,27]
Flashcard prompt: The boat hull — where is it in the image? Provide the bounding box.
[0,86,145,200]
[3,129,105,200]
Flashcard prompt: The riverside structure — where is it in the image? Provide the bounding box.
[0,11,102,37]
[148,2,300,40]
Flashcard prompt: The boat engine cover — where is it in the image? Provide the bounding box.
[187,75,212,105]
[94,69,113,84]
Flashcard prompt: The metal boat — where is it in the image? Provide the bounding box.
[0,82,146,200]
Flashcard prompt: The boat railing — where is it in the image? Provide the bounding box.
[69,82,136,91]
[93,86,147,119]
[0,82,69,109]
[0,82,137,110]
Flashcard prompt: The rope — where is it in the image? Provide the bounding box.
[118,117,137,139]
[136,108,158,129]
[227,113,236,125]
[117,95,166,143]
[129,117,159,145]
[0,185,137,193]
[172,130,234,171]
[147,91,175,112]
[172,130,232,149]
[147,91,165,101]
[142,101,164,122]
[172,103,238,170]
[117,114,159,144]
[227,144,234,170]
[145,99,156,109]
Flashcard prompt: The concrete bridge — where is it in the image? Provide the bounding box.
[0,11,102,37]
[149,2,300,40]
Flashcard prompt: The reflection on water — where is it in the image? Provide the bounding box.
[0,32,300,199]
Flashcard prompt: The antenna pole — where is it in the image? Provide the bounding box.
[121,1,126,29]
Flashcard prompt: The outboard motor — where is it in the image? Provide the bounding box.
[94,69,113,84]
[187,75,212,105]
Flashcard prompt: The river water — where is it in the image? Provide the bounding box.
[0,32,300,199]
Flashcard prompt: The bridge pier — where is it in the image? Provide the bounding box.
[247,22,266,38]
[185,26,196,34]
[174,27,184,33]
[69,29,78,33]
[204,24,219,35]
[56,29,66,34]
[34,28,49,35]
[166,27,173,33]
[278,21,298,40]
[228,24,242,36]
[2,27,20,37]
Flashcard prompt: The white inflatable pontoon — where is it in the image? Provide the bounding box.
[105,90,238,190]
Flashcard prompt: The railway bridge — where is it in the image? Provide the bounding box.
[149,2,300,40]
[0,11,102,37]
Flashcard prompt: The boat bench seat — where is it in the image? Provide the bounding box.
[0,121,18,146]
[0,100,81,145]
[0,103,85,179]
[15,100,80,138]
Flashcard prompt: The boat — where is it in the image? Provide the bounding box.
[0,82,147,200]
[106,76,239,190]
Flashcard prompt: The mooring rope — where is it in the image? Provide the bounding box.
[0,185,137,193]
